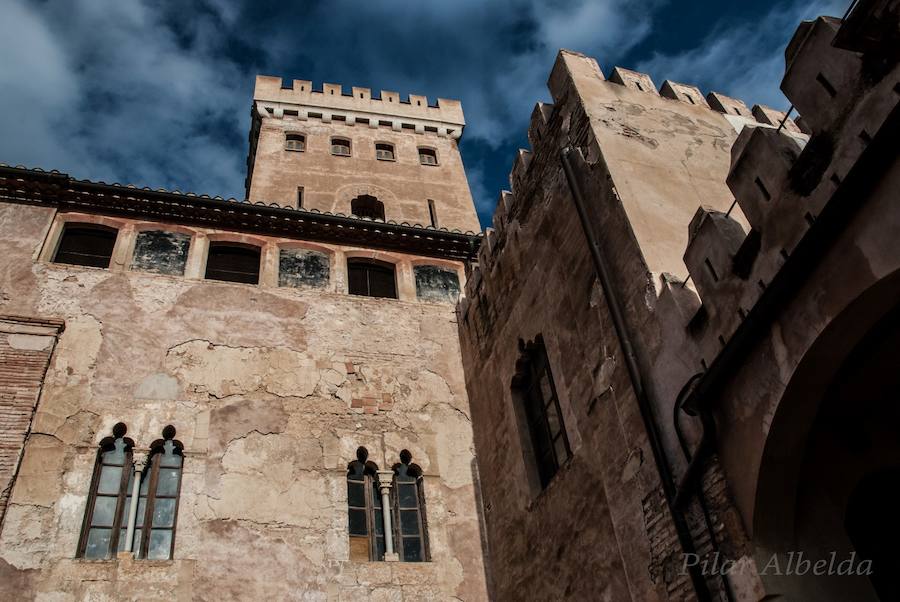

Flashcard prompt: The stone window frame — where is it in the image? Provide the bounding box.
[331,137,352,157]
[346,257,398,299]
[374,142,396,162]
[200,232,268,287]
[39,213,128,270]
[77,423,135,559]
[343,250,417,301]
[417,146,439,166]
[284,131,306,152]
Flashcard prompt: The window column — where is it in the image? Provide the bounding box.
[376,469,399,561]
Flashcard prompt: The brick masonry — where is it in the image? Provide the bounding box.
[0,316,64,526]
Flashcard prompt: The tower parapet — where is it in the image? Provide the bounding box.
[254,76,465,139]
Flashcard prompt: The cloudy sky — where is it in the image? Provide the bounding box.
[1,0,846,228]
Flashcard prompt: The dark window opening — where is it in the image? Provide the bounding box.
[297,186,304,208]
[418,148,438,166]
[54,223,118,268]
[704,257,720,282]
[351,195,385,221]
[513,337,571,489]
[427,199,438,228]
[635,81,644,92]
[205,242,260,284]
[375,143,395,161]
[348,259,397,299]
[331,137,351,156]
[754,176,771,201]
[285,133,305,151]
[684,94,695,104]
[816,72,837,97]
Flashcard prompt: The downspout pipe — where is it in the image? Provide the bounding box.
[560,146,713,602]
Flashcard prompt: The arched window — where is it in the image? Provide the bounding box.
[135,426,184,560]
[78,423,134,559]
[205,242,261,284]
[350,195,385,221]
[375,143,395,161]
[392,450,428,562]
[512,336,570,489]
[285,132,306,152]
[54,223,118,268]
[347,447,385,561]
[347,258,397,299]
[418,148,438,166]
[331,137,351,156]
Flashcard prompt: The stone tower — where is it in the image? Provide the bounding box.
[0,77,488,599]
[245,76,481,233]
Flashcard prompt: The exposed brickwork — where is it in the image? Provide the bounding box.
[0,319,62,526]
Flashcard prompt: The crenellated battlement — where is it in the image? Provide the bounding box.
[253,75,466,138]
[665,13,899,368]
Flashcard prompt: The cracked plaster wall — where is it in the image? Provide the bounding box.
[0,202,488,601]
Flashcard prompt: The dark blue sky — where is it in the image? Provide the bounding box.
[1,0,845,228]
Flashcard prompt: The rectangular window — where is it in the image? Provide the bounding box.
[347,259,397,299]
[285,133,305,152]
[297,186,304,208]
[205,242,261,284]
[520,341,570,488]
[54,224,118,268]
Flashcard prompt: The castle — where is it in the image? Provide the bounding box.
[0,2,897,600]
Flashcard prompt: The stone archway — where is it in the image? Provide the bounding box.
[753,270,900,600]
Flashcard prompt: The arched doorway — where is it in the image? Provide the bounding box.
[754,278,900,600]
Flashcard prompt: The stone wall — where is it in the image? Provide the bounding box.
[0,202,489,601]
[246,77,481,234]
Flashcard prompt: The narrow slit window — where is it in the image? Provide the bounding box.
[705,258,720,282]
[635,81,644,92]
[754,177,771,201]
[297,186,304,208]
[78,423,133,559]
[347,259,397,299]
[205,242,261,284]
[285,133,306,151]
[418,148,438,166]
[816,73,837,97]
[331,138,351,156]
[427,199,438,228]
[54,223,118,268]
[375,143,395,161]
[684,94,695,104]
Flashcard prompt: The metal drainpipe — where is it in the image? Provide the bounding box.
[560,146,714,602]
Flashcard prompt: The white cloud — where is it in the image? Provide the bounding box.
[635,0,848,110]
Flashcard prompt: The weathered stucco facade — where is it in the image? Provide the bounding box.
[0,76,489,600]
[460,4,898,601]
